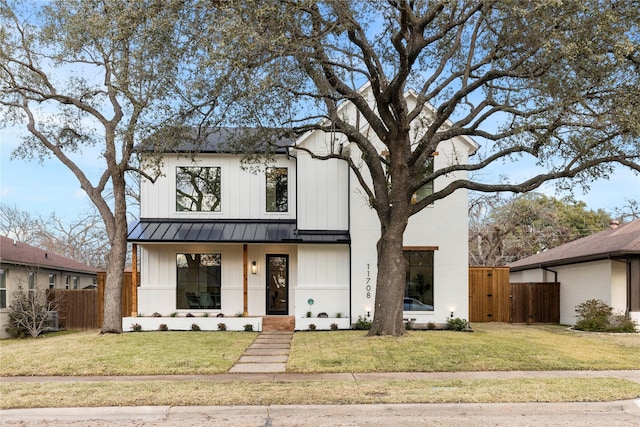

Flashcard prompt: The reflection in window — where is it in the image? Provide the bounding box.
[266,167,288,212]
[412,158,434,204]
[404,250,434,311]
[176,166,221,212]
[176,253,221,310]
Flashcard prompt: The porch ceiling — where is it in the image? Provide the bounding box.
[127,219,350,244]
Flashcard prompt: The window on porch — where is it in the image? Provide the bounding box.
[176,253,221,310]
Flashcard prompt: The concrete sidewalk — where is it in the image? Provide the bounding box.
[2,369,640,384]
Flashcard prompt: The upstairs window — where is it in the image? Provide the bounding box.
[266,167,288,212]
[412,158,434,204]
[49,274,55,289]
[176,166,221,212]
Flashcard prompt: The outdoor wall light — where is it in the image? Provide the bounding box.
[449,306,455,318]
[366,307,371,318]
[251,261,257,274]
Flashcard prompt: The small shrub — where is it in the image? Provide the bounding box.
[335,312,342,318]
[426,322,436,330]
[203,312,209,317]
[235,312,245,317]
[317,312,328,318]
[137,313,144,317]
[216,313,225,318]
[152,312,162,317]
[170,312,177,317]
[244,323,254,332]
[308,323,316,331]
[217,322,227,331]
[575,299,638,332]
[131,323,142,332]
[446,317,470,331]
[186,312,195,318]
[354,315,372,330]
[191,323,201,331]
[306,311,312,318]
[158,323,168,331]
[330,323,338,331]
[404,320,413,330]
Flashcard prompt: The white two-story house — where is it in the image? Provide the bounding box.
[126,87,477,331]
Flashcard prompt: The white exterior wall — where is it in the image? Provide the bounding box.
[349,137,473,323]
[294,132,349,231]
[138,243,298,317]
[510,260,616,326]
[296,245,350,318]
[141,154,296,220]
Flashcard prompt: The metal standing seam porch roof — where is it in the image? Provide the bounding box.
[127,219,350,244]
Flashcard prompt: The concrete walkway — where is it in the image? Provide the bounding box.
[228,330,293,373]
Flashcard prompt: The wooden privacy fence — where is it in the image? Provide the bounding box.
[469,267,560,323]
[47,289,99,330]
[45,272,138,330]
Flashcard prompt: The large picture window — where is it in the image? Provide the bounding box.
[176,253,221,310]
[266,167,288,212]
[404,250,434,311]
[176,166,221,212]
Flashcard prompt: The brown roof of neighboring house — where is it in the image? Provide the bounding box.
[0,235,99,275]
[509,219,640,271]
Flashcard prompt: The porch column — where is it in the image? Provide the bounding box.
[131,243,138,317]
[243,243,248,316]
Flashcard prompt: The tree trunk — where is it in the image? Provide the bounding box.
[100,172,128,334]
[368,218,409,336]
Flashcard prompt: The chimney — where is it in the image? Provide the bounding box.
[610,220,620,229]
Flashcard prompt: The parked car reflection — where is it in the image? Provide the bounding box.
[403,297,433,311]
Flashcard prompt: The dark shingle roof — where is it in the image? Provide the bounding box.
[509,219,640,271]
[0,235,99,274]
[139,127,296,154]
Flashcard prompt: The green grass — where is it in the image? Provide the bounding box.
[2,378,640,409]
[288,323,640,372]
[0,330,257,376]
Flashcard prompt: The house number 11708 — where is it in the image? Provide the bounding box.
[366,264,371,298]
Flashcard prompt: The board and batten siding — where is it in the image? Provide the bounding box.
[140,154,296,220]
[294,131,350,231]
[295,245,350,317]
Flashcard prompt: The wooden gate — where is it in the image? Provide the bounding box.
[468,267,510,322]
[510,282,560,323]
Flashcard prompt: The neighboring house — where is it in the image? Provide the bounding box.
[0,235,99,338]
[127,85,478,330]
[509,219,640,326]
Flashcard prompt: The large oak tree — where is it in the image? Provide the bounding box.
[204,0,640,335]
[0,0,229,332]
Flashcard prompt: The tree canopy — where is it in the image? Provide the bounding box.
[469,193,612,266]
[201,0,640,335]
